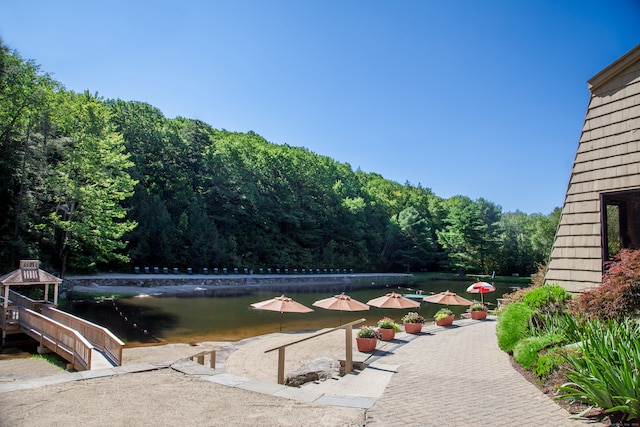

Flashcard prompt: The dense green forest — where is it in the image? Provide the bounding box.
[0,42,561,277]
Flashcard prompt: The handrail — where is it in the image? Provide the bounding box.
[265,318,366,384]
[19,307,93,371]
[188,349,217,369]
[41,306,124,367]
[8,290,45,312]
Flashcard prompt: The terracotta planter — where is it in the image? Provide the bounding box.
[356,337,377,352]
[436,314,455,326]
[470,310,487,320]
[404,322,423,334]
[377,327,396,341]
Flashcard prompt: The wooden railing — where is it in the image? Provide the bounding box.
[8,290,46,312]
[19,307,93,371]
[41,306,124,367]
[0,306,20,332]
[265,318,366,385]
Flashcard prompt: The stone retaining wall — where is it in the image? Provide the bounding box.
[64,273,413,293]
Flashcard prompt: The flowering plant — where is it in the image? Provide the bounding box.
[470,303,487,312]
[434,308,454,321]
[357,326,382,339]
[377,317,402,332]
[401,312,425,324]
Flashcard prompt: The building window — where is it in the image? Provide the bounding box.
[601,190,640,263]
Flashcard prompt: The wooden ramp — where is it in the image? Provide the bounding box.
[91,349,115,370]
[5,291,124,371]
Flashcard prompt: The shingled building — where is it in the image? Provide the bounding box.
[545,44,640,293]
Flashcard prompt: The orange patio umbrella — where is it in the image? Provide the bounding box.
[366,292,420,309]
[312,292,369,324]
[423,290,473,306]
[251,294,313,331]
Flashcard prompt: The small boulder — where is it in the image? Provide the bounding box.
[284,357,339,387]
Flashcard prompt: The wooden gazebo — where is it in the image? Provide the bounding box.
[0,260,62,309]
[1,260,62,346]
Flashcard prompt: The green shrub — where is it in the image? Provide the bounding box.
[500,261,549,306]
[533,348,567,380]
[512,333,565,369]
[556,318,640,422]
[522,284,572,314]
[496,302,534,353]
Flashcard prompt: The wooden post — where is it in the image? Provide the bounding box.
[277,347,285,385]
[344,324,353,375]
[264,318,366,384]
[53,284,59,306]
[210,351,216,369]
[44,284,49,304]
[2,285,8,347]
[197,355,204,365]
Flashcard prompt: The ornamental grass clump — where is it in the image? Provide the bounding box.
[528,312,583,343]
[556,318,640,423]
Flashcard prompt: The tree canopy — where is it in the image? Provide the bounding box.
[0,41,560,275]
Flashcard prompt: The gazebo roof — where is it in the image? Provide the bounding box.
[0,260,62,286]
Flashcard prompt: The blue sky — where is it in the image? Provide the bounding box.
[1,1,638,214]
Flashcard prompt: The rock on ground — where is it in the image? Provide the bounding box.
[284,357,339,386]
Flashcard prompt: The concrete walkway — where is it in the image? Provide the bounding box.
[0,318,602,426]
[364,319,597,426]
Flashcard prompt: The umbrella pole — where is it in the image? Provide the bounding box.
[280,313,283,332]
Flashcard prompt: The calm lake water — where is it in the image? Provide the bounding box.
[61,278,523,346]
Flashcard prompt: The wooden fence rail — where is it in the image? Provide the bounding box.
[265,318,366,385]
[19,307,93,371]
[41,306,124,367]
[188,349,217,368]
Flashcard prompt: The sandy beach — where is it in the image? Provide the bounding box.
[0,329,366,426]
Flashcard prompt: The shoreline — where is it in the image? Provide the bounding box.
[63,272,414,297]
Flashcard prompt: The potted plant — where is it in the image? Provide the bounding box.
[356,326,381,352]
[434,308,455,326]
[401,312,425,334]
[470,303,487,320]
[377,317,401,340]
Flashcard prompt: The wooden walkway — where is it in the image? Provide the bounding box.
[1,291,124,371]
